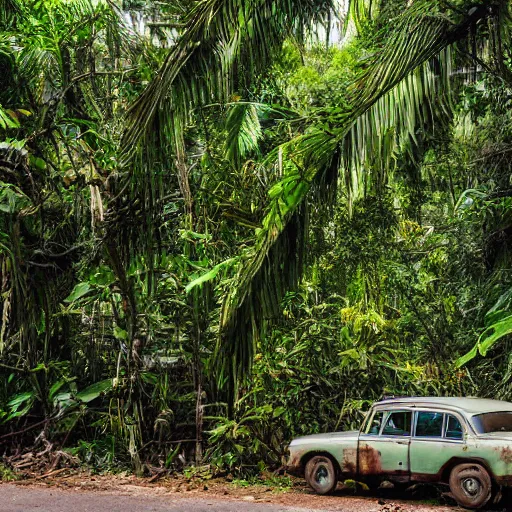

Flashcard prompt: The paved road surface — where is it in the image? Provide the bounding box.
[4,480,512,512]
[0,483,455,512]
[3,484,323,512]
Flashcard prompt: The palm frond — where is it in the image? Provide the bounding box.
[344,0,378,35]
[114,0,336,297]
[341,46,454,208]
[121,0,334,157]
[217,128,339,394]
[0,0,22,28]
[19,41,62,102]
[218,0,499,394]
[225,103,263,168]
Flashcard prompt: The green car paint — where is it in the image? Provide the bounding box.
[287,397,512,486]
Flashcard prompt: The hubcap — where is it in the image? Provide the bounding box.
[315,465,329,486]
[462,477,481,497]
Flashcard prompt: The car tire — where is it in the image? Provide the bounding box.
[305,455,338,495]
[449,463,492,509]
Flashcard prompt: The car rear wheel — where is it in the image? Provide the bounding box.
[449,463,492,509]
[305,455,338,495]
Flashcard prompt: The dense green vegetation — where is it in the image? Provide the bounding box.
[1,0,512,477]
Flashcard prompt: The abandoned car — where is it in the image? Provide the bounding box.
[286,396,512,508]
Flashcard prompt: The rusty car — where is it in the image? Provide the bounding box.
[286,396,512,508]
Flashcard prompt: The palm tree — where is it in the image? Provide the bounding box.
[121,0,511,396]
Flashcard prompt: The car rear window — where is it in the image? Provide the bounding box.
[445,414,463,439]
[472,412,512,433]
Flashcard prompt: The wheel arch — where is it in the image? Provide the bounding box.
[300,451,343,477]
[440,457,497,485]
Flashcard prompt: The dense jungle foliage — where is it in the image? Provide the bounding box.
[1,0,512,478]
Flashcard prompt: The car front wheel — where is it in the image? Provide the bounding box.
[305,455,338,495]
[449,463,492,509]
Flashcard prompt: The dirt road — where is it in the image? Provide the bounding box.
[0,482,456,512]
[3,474,512,512]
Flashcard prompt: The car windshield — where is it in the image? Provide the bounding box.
[471,412,512,433]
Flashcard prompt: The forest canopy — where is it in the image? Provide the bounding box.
[1,0,512,476]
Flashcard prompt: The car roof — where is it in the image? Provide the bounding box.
[373,396,512,415]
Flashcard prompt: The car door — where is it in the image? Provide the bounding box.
[358,408,411,481]
[410,410,467,481]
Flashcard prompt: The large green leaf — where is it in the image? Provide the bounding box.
[4,391,36,422]
[185,257,238,293]
[7,391,34,409]
[64,282,91,303]
[75,379,114,403]
[456,314,512,367]
[0,106,20,129]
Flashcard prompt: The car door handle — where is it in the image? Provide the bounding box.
[395,441,408,445]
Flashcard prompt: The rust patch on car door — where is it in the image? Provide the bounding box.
[499,446,512,464]
[358,444,382,475]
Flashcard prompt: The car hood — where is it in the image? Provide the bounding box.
[289,430,359,447]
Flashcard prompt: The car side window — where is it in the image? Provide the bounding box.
[415,411,444,437]
[382,411,412,436]
[445,414,463,440]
